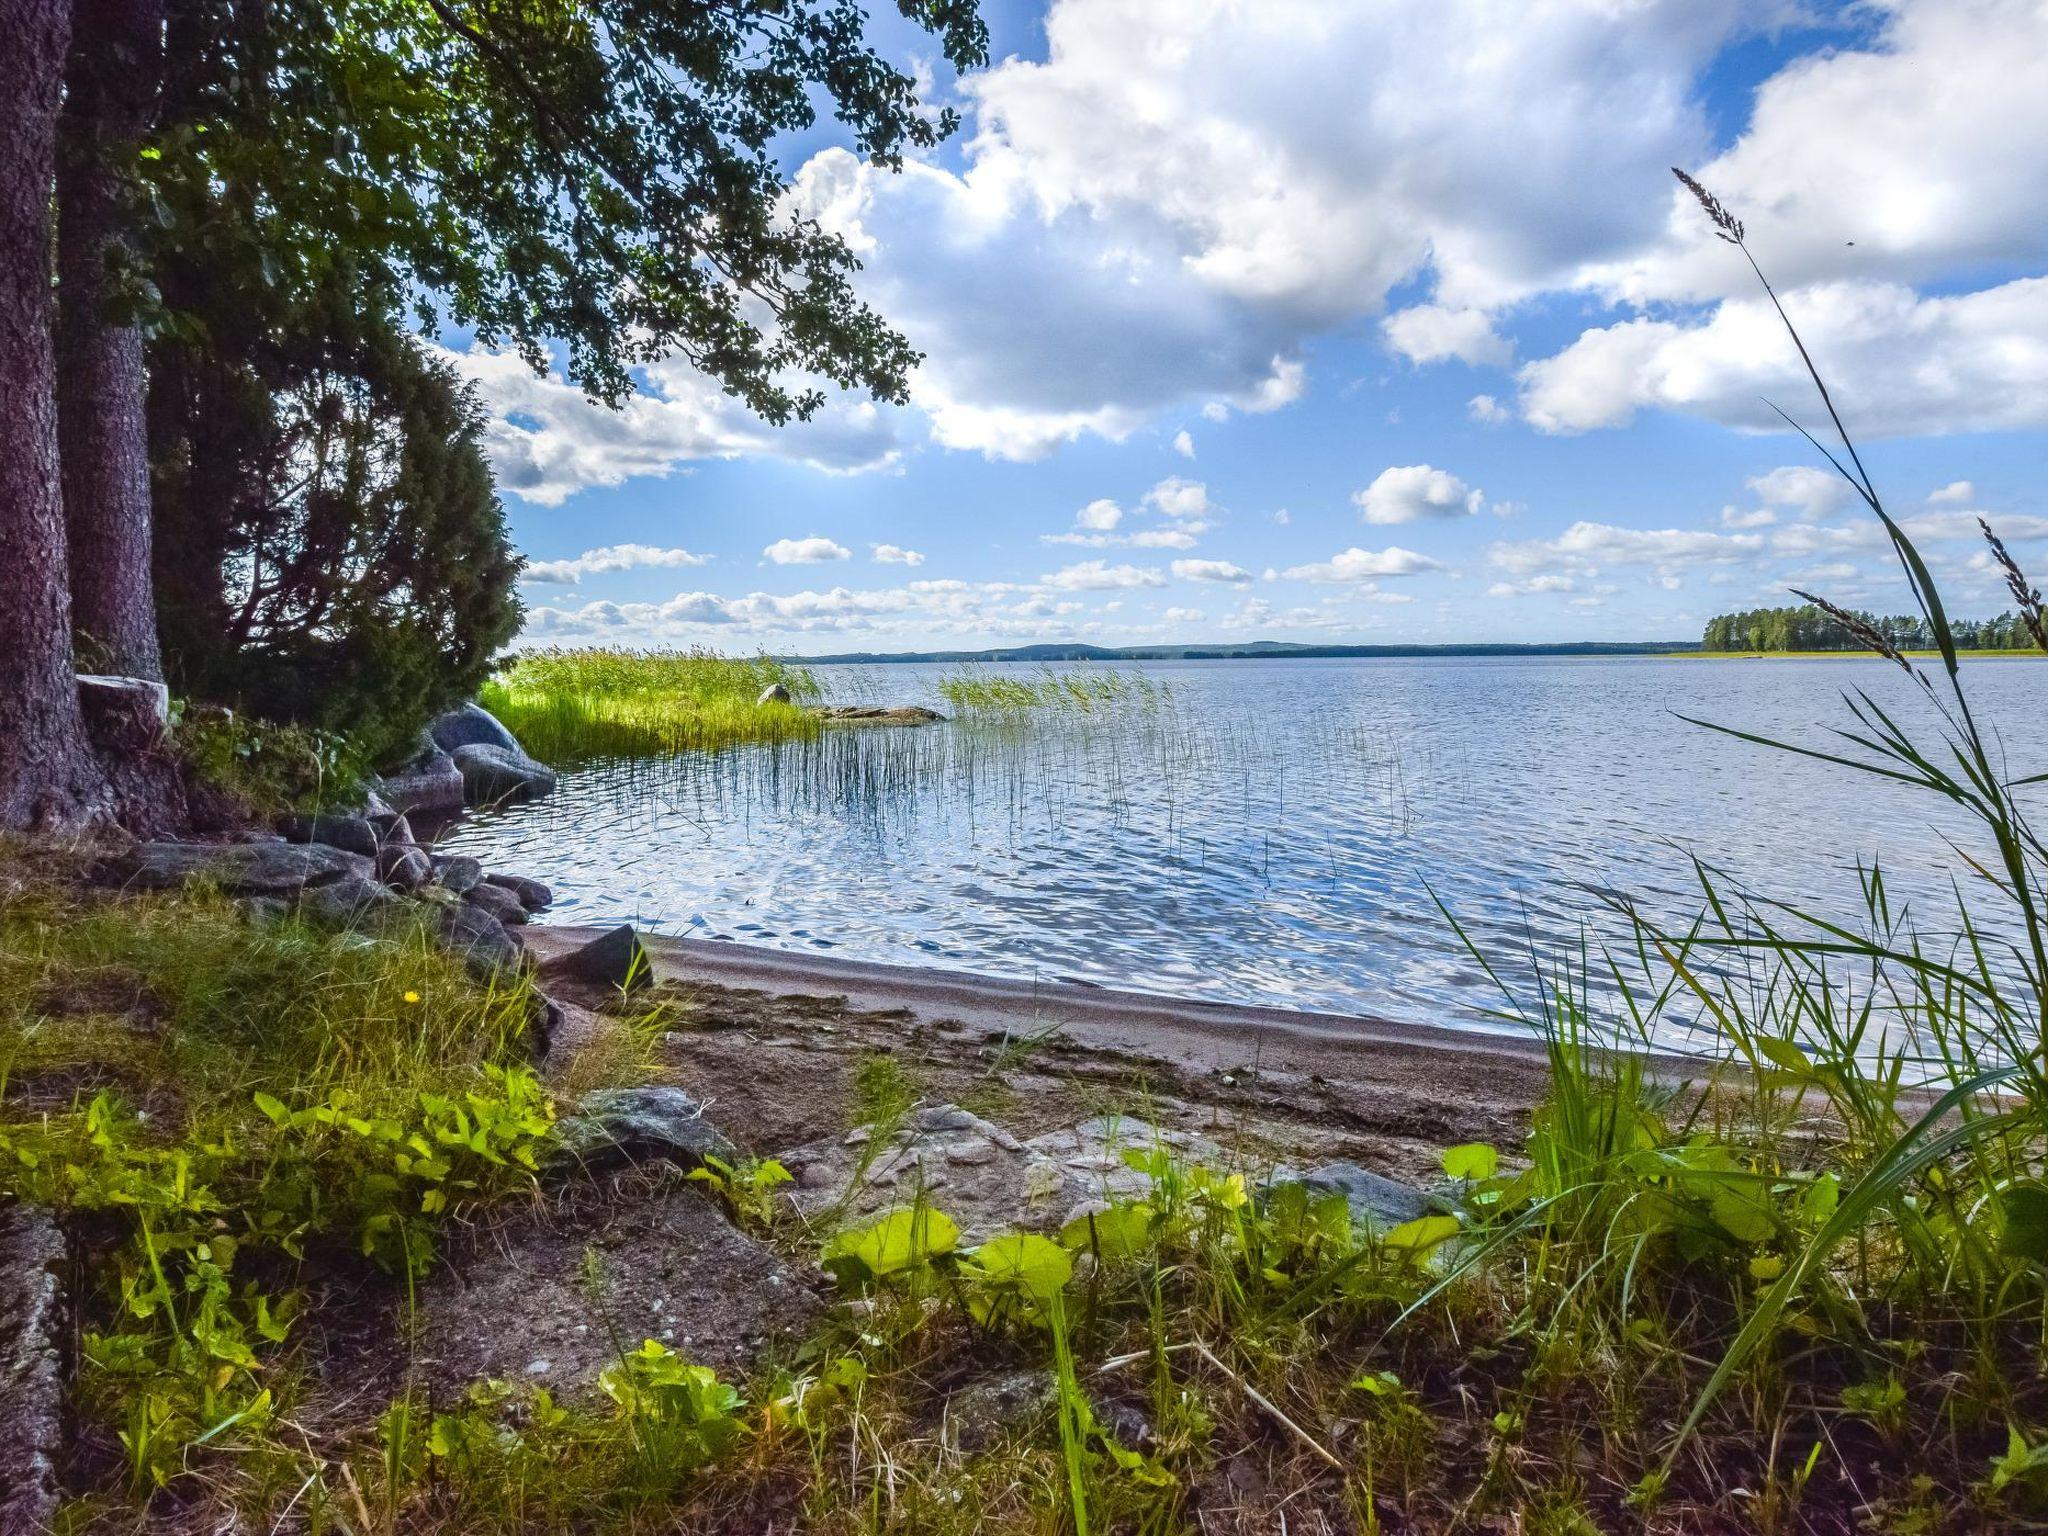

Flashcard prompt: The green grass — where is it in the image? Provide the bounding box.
[938,664,1170,715]
[478,648,822,765]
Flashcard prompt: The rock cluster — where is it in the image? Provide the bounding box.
[98,793,555,984]
[378,702,558,816]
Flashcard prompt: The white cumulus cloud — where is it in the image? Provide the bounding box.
[764,536,852,565]
[1171,559,1254,584]
[1283,546,1445,582]
[1355,465,1485,525]
[521,543,711,585]
[871,544,925,566]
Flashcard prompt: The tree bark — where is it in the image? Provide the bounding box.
[57,0,167,679]
[0,0,109,831]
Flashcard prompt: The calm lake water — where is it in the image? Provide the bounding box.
[438,656,2048,1050]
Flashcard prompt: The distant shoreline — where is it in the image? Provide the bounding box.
[785,639,1701,664]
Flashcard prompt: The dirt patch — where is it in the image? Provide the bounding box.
[416,1167,827,1400]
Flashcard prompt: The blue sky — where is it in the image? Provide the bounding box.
[447,0,2048,653]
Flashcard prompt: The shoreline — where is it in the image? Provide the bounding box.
[524,924,1707,1130]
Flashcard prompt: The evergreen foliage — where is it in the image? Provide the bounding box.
[150,279,522,763]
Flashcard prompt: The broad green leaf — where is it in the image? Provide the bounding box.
[821,1206,959,1288]
[965,1233,1072,1300]
[1441,1143,1498,1181]
[1998,1180,2048,1262]
[1382,1214,1461,1253]
[1061,1201,1156,1258]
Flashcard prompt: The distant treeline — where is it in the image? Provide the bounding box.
[1703,604,2041,652]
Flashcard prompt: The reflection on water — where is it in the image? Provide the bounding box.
[436,655,2048,1048]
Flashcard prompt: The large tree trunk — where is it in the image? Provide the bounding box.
[0,0,109,831]
[57,0,167,679]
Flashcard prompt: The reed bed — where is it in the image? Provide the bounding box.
[478,647,821,765]
[938,663,1172,715]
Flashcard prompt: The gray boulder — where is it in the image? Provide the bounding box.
[452,742,558,804]
[277,812,382,858]
[431,853,485,895]
[104,839,374,895]
[375,843,434,892]
[1270,1161,1434,1233]
[483,872,553,912]
[377,738,465,816]
[757,682,792,705]
[428,702,525,755]
[296,875,398,929]
[546,1086,737,1177]
[543,924,652,992]
[463,881,529,927]
[436,902,525,981]
[0,1208,67,1535]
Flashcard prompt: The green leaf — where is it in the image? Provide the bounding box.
[1060,1201,1156,1258]
[1382,1214,1461,1254]
[253,1092,288,1124]
[1441,1143,1498,1181]
[820,1206,959,1289]
[1757,1037,1816,1077]
[965,1233,1072,1301]
[1999,1180,2048,1262]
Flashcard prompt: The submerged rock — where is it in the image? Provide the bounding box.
[451,742,558,803]
[0,1207,68,1534]
[104,839,373,895]
[544,924,652,992]
[809,704,945,725]
[546,1086,737,1176]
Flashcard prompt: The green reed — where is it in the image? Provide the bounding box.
[938,664,1171,715]
[479,647,822,765]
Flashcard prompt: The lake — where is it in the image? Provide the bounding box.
[437,655,2048,1052]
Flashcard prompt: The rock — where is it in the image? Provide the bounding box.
[103,839,374,895]
[945,1369,1057,1453]
[238,896,290,928]
[295,875,397,929]
[546,1086,738,1177]
[483,872,553,912]
[757,683,792,705]
[543,924,652,992]
[784,1104,1073,1244]
[0,1207,68,1534]
[809,705,946,726]
[276,813,382,858]
[436,902,525,981]
[377,737,465,816]
[942,1369,1149,1455]
[417,1179,821,1398]
[463,881,528,927]
[451,742,558,804]
[375,843,434,892]
[77,673,169,752]
[1270,1161,1433,1233]
[428,702,525,756]
[431,853,484,895]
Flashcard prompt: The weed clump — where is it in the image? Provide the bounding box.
[479,647,821,765]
